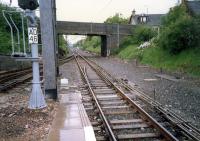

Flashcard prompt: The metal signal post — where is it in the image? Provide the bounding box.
[26,10,46,109]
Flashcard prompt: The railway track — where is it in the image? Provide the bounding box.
[59,55,74,65]
[74,53,200,141]
[0,67,33,92]
[0,55,74,92]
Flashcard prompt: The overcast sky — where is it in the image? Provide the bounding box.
[56,0,178,22]
[1,0,178,43]
[1,0,178,22]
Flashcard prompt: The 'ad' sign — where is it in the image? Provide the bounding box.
[28,27,38,44]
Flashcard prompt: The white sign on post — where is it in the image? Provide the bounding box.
[28,27,38,44]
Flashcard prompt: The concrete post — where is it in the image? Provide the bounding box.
[39,0,57,99]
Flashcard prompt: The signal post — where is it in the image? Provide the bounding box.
[18,0,47,109]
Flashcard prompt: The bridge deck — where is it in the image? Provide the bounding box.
[56,21,134,35]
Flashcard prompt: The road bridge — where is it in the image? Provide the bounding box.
[56,21,134,56]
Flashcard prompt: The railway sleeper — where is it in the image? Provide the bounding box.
[104,110,136,115]
[100,100,126,106]
[95,136,107,141]
[96,95,119,99]
[112,123,150,130]
[98,97,122,101]
[117,132,160,140]
[110,119,144,124]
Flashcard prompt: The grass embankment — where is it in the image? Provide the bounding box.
[78,36,101,54]
[58,35,69,58]
[117,44,200,77]
[117,4,200,77]
[84,46,100,54]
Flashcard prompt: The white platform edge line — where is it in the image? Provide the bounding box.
[84,126,96,141]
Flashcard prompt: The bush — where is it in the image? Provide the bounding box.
[58,35,68,58]
[159,17,200,54]
[133,26,157,43]
[158,5,200,54]
[0,3,24,54]
[161,5,188,26]
[104,13,129,24]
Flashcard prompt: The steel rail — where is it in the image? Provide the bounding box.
[123,82,200,141]
[77,53,179,141]
[0,67,32,76]
[94,60,200,141]
[0,69,32,83]
[59,55,74,65]
[87,57,200,141]
[74,55,117,141]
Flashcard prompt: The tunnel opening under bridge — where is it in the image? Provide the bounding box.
[57,34,110,57]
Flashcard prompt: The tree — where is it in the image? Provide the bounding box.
[134,26,157,43]
[104,13,129,24]
[158,5,200,54]
[58,35,68,58]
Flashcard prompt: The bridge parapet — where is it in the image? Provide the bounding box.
[56,21,134,35]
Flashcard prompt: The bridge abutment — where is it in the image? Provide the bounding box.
[101,36,107,57]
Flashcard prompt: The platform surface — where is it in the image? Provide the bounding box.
[47,81,96,141]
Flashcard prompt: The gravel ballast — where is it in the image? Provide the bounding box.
[91,56,200,129]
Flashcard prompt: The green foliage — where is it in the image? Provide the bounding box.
[141,46,200,77]
[115,25,157,54]
[104,13,129,24]
[117,44,140,60]
[115,4,200,77]
[159,5,200,54]
[161,5,188,26]
[134,26,157,43]
[80,36,101,54]
[0,3,28,54]
[58,35,68,58]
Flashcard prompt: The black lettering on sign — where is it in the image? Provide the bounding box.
[28,27,38,44]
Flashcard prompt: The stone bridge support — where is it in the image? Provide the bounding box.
[101,34,126,56]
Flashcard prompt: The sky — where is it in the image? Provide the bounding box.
[1,0,178,43]
[57,0,178,43]
[56,0,178,22]
[1,0,178,22]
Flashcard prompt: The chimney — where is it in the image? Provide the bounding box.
[132,9,136,17]
[130,9,136,25]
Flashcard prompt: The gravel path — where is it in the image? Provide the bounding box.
[0,84,57,141]
[91,56,200,129]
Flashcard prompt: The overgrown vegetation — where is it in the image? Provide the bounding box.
[58,35,68,58]
[0,3,25,54]
[158,5,200,54]
[76,4,200,76]
[116,4,200,76]
[114,25,157,54]
[0,3,68,57]
[104,13,129,24]
[75,36,101,54]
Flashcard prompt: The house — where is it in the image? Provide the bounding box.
[129,10,165,28]
[184,0,200,16]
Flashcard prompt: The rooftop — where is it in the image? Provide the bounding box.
[186,0,200,15]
